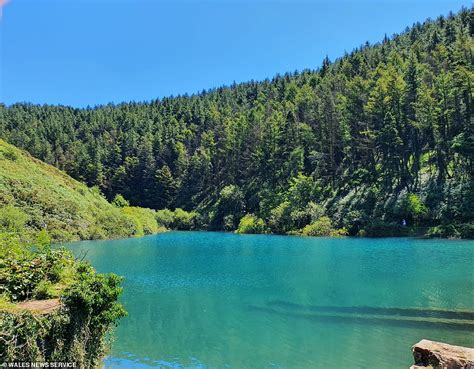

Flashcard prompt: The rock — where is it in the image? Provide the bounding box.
[411,339,474,369]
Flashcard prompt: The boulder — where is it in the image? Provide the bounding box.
[410,339,474,369]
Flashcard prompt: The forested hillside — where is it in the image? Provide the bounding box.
[1,8,472,237]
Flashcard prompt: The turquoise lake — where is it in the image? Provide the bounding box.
[68,232,474,369]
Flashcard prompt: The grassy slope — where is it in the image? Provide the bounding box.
[0,139,160,241]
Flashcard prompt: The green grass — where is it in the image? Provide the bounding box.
[0,139,161,242]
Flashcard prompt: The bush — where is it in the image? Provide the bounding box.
[0,256,46,301]
[289,209,310,230]
[2,148,18,161]
[236,214,266,234]
[0,232,24,260]
[63,263,127,332]
[93,209,137,239]
[301,216,346,237]
[0,236,126,367]
[111,194,129,208]
[33,280,57,299]
[173,208,197,230]
[35,229,51,251]
[95,206,163,239]
[0,242,74,301]
[1,265,126,367]
[457,223,474,238]
[0,205,29,233]
[121,206,159,235]
[155,208,175,228]
[154,208,197,230]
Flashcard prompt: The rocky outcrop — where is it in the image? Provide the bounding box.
[410,339,474,369]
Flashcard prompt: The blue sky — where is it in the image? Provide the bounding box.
[0,0,470,107]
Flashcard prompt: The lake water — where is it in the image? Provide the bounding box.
[68,232,474,369]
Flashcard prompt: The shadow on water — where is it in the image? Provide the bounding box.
[246,301,474,332]
[266,300,474,320]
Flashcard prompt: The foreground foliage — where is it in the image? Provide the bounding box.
[0,233,126,366]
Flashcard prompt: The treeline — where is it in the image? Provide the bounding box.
[1,8,472,237]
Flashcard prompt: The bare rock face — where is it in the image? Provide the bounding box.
[410,339,474,369]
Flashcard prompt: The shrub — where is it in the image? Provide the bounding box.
[87,225,107,240]
[342,210,368,236]
[155,208,175,228]
[63,263,127,331]
[236,214,266,234]
[49,228,77,243]
[2,148,18,161]
[0,232,24,259]
[93,209,137,239]
[32,280,57,299]
[121,206,159,235]
[111,194,129,208]
[173,208,197,230]
[289,209,310,230]
[302,216,334,236]
[458,223,474,238]
[154,208,197,230]
[0,205,29,233]
[1,262,126,367]
[0,233,126,367]
[0,243,74,301]
[0,256,45,301]
[35,229,51,251]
